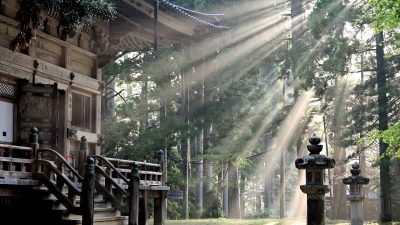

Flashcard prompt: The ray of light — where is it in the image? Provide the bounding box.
[249,92,313,203]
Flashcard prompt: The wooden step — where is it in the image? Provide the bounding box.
[65,207,120,219]
[75,197,112,208]
[62,215,127,225]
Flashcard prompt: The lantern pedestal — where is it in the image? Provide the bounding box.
[342,163,369,225]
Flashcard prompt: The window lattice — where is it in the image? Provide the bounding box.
[0,82,16,98]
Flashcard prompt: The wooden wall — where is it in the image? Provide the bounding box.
[0,0,103,156]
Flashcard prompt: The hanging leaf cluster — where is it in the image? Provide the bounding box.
[11,0,115,51]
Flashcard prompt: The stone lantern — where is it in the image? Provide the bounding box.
[342,162,369,225]
[295,134,335,225]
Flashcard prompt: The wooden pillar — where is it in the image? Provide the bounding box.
[157,150,166,185]
[29,127,39,173]
[29,127,39,159]
[154,191,166,225]
[81,156,95,225]
[157,150,167,219]
[139,191,148,225]
[129,163,140,225]
[63,46,71,69]
[79,136,89,176]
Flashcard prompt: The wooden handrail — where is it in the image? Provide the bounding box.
[35,159,81,195]
[93,155,129,184]
[95,165,128,196]
[0,144,32,151]
[38,148,83,181]
[104,157,161,168]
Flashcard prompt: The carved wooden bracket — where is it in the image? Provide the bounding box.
[67,128,77,139]
[97,134,105,145]
[98,81,106,94]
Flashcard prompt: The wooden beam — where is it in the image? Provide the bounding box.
[0,15,96,58]
[0,46,101,94]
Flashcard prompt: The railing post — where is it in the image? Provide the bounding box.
[129,163,140,225]
[79,136,89,176]
[157,149,166,185]
[81,156,95,225]
[29,127,39,173]
[342,163,369,225]
[29,127,39,159]
[156,149,167,224]
[295,134,335,225]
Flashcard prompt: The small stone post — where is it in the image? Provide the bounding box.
[295,134,335,225]
[79,136,89,176]
[81,156,95,225]
[342,163,369,225]
[129,163,140,225]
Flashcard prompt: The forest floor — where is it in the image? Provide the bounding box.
[165,218,400,225]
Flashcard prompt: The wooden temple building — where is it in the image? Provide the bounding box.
[0,0,225,224]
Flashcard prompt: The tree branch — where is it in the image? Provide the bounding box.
[107,87,127,103]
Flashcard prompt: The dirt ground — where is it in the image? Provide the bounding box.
[165,218,400,225]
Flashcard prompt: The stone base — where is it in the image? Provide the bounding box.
[307,196,325,225]
[351,218,363,225]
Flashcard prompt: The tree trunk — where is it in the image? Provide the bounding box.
[223,165,229,217]
[195,132,204,215]
[181,48,191,219]
[140,79,149,132]
[280,148,285,219]
[291,0,304,99]
[195,63,205,214]
[228,163,240,219]
[203,123,213,193]
[375,32,392,221]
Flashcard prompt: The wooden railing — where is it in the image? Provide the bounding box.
[100,157,164,186]
[93,155,130,214]
[0,144,33,181]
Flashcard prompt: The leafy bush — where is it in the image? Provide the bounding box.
[202,190,223,218]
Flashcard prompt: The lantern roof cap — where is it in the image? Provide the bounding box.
[342,162,370,185]
[295,133,335,170]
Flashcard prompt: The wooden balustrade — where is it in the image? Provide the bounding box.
[101,157,163,186]
[0,144,33,182]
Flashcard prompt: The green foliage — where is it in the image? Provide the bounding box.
[202,190,223,218]
[369,0,400,31]
[365,123,400,158]
[12,0,115,51]
[167,200,182,220]
[367,0,400,51]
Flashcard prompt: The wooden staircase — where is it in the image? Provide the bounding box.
[0,130,168,225]
[62,196,127,225]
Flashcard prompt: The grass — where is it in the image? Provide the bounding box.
[165,218,400,225]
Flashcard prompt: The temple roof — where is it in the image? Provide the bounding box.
[107,0,228,52]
